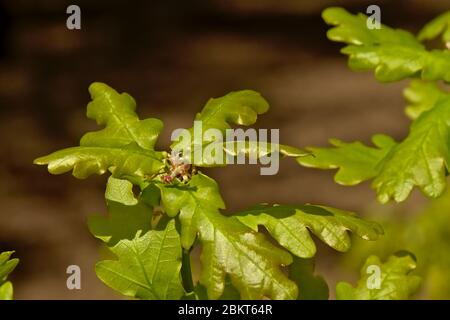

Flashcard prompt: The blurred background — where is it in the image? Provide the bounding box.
[1,0,450,299]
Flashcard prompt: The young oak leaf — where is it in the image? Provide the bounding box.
[220,140,308,161]
[404,80,450,119]
[34,83,165,180]
[188,90,269,132]
[345,187,450,299]
[336,252,421,300]
[235,204,383,258]
[297,134,397,186]
[171,90,269,152]
[170,91,308,167]
[95,220,185,300]
[323,7,450,82]
[0,251,19,300]
[418,11,450,44]
[34,145,164,179]
[373,97,450,203]
[158,173,298,300]
[187,140,308,167]
[88,177,160,246]
[298,95,450,203]
[104,176,139,206]
[81,82,164,150]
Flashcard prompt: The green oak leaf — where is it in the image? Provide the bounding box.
[95,220,185,300]
[88,177,157,246]
[323,7,450,82]
[0,251,19,300]
[345,187,450,299]
[158,173,298,300]
[102,175,161,207]
[298,97,450,203]
[373,97,450,203]
[186,90,269,132]
[171,90,269,152]
[289,257,329,300]
[235,204,383,258]
[81,82,163,150]
[336,252,421,300]
[185,140,308,167]
[34,83,165,180]
[219,141,308,160]
[418,11,450,44]
[297,134,396,186]
[104,176,139,206]
[34,145,164,179]
[169,90,307,167]
[404,80,450,119]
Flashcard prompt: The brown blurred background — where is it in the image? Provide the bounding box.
[1,0,449,299]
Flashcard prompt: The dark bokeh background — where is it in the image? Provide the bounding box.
[1,0,449,299]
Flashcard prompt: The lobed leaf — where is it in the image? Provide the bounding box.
[89,177,157,246]
[34,83,166,180]
[104,176,139,206]
[190,90,269,132]
[171,90,269,152]
[95,220,185,300]
[373,97,450,203]
[404,80,450,119]
[170,90,307,167]
[235,204,383,258]
[418,11,450,44]
[185,140,308,167]
[81,82,163,150]
[298,97,450,203]
[34,145,164,180]
[323,7,450,82]
[297,134,396,186]
[336,252,421,300]
[158,172,382,299]
[159,173,298,300]
[344,187,450,299]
